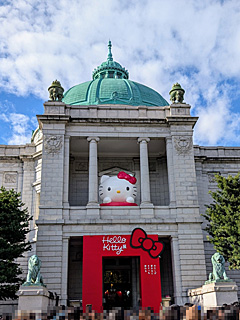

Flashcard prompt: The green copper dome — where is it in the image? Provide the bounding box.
[63,41,169,107]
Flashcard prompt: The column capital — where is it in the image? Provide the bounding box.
[87,136,100,143]
[138,137,150,144]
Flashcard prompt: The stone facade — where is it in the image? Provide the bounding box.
[0,99,240,313]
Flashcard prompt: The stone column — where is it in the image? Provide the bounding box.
[87,137,100,207]
[171,236,184,305]
[165,136,176,206]
[61,237,69,305]
[138,138,152,207]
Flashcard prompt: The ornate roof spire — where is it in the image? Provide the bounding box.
[107,40,113,62]
[92,41,129,80]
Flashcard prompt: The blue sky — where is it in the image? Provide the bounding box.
[0,0,240,146]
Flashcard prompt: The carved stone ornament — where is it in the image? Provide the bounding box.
[4,173,17,184]
[174,136,192,155]
[44,135,63,155]
[48,80,64,102]
[169,83,185,103]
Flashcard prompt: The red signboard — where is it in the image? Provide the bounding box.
[82,230,164,312]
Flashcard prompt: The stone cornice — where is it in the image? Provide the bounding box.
[70,117,167,125]
[194,145,240,160]
[36,217,202,225]
[37,114,70,129]
[195,156,240,163]
[0,156,22,162]
[166,116,199,128]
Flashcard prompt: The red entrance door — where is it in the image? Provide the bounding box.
[82,232,163,312]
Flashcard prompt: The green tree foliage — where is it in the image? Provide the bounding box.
[0,187,32,300]
[203,173,240,269]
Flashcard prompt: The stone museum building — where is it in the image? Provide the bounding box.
[0,42,240,311]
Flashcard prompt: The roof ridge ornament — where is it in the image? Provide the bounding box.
[107,40,113,62]
[48,80,64,102]
[169,83,185,104]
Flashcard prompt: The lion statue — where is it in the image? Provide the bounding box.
[23,255,45,286]
[208,252,229,282]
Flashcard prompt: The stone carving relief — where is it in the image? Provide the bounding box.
[44,135,63,156]
[174,136,192,155]
[4,172,17,184]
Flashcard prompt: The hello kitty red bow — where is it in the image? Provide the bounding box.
[130,228,164,259]
[117,171,137,185]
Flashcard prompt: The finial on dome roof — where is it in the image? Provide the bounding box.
[107,40,113,62]
[92,41,129,80]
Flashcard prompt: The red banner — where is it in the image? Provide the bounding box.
[82,232,163,312]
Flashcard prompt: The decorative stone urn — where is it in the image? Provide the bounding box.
[48,80,64,101]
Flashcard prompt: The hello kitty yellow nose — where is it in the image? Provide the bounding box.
[117,190,121,193]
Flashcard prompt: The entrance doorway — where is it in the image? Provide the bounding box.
[82,233,162,312]
[103,257,140,309]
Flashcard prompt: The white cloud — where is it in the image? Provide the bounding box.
[0,113,37,145]
[0,0,240,145]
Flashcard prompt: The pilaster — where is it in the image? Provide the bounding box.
[165,136,176,206]
[166,107,199,210]
[63,135,70,205]
[20,157,36,237]
[37,103,69,220]
[61,237,69,305]
[171,236,184,305]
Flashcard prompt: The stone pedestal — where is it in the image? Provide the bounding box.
[17,286,54,311]
[188,281,238,307]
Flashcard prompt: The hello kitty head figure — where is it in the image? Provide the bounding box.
[99,171,137,206]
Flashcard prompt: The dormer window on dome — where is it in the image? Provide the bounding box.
[92,41,129,80]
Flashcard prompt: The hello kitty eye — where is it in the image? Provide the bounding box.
[108,187,111,191]
[126,187,130,191]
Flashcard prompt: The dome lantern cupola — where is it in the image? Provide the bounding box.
[92,41,129,80]
[63,41,169,107]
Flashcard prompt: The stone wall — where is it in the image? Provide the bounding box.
[195,146,240,299]
[0,145,40,315]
